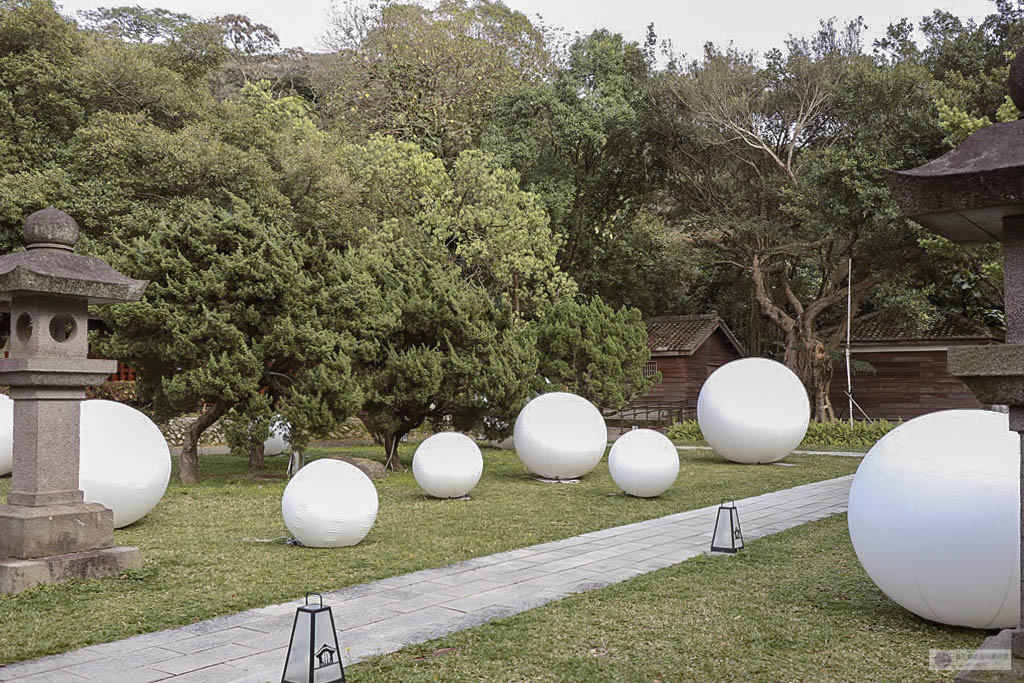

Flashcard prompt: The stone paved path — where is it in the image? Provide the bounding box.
[0,475,854,683]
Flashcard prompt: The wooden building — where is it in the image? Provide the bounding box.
[829,313,1001,421]
[628,314,745,421]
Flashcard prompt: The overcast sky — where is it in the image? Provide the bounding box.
[54,0,998,59]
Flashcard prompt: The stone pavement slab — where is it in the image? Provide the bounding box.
[0,475,853,683]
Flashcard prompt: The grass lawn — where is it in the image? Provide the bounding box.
[0,444,859,665]
[352,513,986,682]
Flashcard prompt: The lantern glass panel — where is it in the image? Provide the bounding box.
[283,610,312,682]
[712,507,735,550]
[312,609,343,683]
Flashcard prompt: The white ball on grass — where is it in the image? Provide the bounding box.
[608,429,680,497]
[848,409,1019,629]
[413,432,483,498]
[0,394,11,476]
[697,358,809,464]
[514,392,607,479]
[282,459,378,547]
[79,400,171,528]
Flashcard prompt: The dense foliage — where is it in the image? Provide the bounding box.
[0,0,1017,474]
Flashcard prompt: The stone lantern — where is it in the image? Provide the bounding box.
[0,208,147,595]
[887,50,1024,678]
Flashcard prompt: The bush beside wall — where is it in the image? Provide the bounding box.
[667,419,900,450]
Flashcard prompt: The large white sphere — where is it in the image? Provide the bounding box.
[608,429,680,497]
[79,400,171,528]
[697,358,809,464]
[264,418,290,456]
[848,410,1019,629]
[0,395,11,476]
[282,459,378,547]
[514,392,607,479]
[413,432,483,498]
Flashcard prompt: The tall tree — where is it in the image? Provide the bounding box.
[96,198,366,483]
[339,135,568,468]
[667,21,941,419]
[317,0,548,160]
[484,29,690,315]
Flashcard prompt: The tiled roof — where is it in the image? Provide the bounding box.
[647,314,744,355]
[850,312,1000,342]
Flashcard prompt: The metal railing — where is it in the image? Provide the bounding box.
[603,401,693,428]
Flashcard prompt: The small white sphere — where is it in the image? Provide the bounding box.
[608,429,679,497]
[413,432,483,498]
[264,418,290,456]
[514,392,607,479]
[282,459,378,547]
[0,395,11,476]
[848,409,1019,629]
[697,358,809,464]
[80,400,171,528]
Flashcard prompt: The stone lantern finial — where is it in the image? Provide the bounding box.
[22,207,80,252]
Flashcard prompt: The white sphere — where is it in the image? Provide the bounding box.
[264,418,290,456]
[514,392,607,479]
[0,395,11,476]
[282,459,378,547]
[413,432,483,498]
[79,400,171,528]
[697,358,809,464]
[848,409,1019,629]
[608,429,679,497]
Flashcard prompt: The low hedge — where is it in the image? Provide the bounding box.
[666,418,900,450]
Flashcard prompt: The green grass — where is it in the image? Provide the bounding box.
[0,445,859,665]
[352,514,985,682]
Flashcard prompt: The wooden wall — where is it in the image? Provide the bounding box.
[829,348,983,421]
[635,329,742,412]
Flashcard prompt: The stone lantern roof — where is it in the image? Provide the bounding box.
[0,207,146,304]
[886,51,1024,243]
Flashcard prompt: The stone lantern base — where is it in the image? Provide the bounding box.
[957,630,1024,681]
[0,502,141,595]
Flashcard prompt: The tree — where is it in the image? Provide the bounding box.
[354,235,538,470]
[317,0,549,160]
[0,5,367,479]
[339,135,571,467]
[77,5,229,85]
[95,198,366,484]
[534,297,654,412]
[484,29,690,315]
[667,21,939,420]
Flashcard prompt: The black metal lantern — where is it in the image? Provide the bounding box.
[282,593,345,683]
[710,499,743,553]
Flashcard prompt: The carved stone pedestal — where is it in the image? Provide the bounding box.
[0,547,142,595]
[956,630,1024,681]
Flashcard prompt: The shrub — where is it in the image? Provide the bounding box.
[666,418,900,450]
[665,420,704,443]
[800,419,900,449]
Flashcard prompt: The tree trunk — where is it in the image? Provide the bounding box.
[180,400,229,485]
[249,442,265,470]
[783,332,834,422]
[383,434,403,471]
